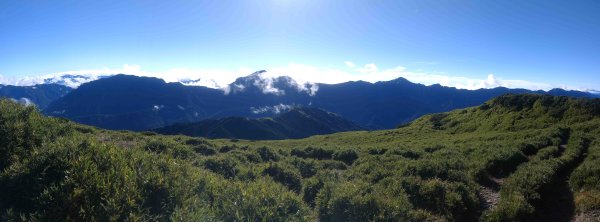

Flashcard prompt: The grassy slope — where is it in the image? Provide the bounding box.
[1,94,600,221]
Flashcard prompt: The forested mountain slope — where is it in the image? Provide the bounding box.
[152,107,365,140]
[1,94,600,221]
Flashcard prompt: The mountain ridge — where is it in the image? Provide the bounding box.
[43,73,600,130]
[152,106,365,140]
[0,83,72,108]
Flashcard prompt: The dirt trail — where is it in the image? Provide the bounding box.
[532,171,576,222]
[478,147,541,211]
[478,144,568,213]
[478,172,506,211]
[479,185,500,210]
[572,210,600,222]
[532,144,584,222]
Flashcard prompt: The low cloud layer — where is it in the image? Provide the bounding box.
[10,97,35,107]
[0,63,586,93]
[250,104,293,114]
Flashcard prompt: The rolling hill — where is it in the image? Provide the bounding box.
[1,94,600,221]
[152,107,365,140]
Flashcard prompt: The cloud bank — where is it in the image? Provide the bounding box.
[0,63,584,93]
[250,104,293,114]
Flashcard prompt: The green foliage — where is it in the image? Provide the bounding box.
[2,95,600,221]
[332,149,359,165]
[317,180,414,222]
[289,158,317,178]
[262,163,303,193]
[256,146,281,162]
[291,146,334,160]
[203,156,239,179]
[195,179,312,221]
[302,177,324,206]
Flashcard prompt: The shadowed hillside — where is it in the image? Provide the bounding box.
[152,107,365,140]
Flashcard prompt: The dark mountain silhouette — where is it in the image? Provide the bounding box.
[44,73,599,130]
[152,107,365,140]
[0,84,72,108]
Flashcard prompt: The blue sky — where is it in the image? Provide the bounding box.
[1,0,599,90]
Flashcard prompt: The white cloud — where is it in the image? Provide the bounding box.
[10,97,35,107]
[152,105,164,111]
[357,63,378,73]
[250,104,293,114]
[345,61,356,68]
[0,62,584,93]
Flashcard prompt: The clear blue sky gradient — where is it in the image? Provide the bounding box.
[1,0,599,89]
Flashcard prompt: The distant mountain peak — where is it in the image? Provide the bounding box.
[227,70,318,96]
[252,70,267,75]
[387,77,411,84]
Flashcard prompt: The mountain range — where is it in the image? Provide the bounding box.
[43,72,599,130]
[0,83,71,108]
[2,71,599,132]
[152,106,365,140]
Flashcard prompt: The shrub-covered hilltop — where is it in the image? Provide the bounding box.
[1,94,600,221]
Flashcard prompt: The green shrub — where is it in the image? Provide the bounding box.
[219,145,235,153]
[184,138,210,146]
[368,148,388,155]
[318,160,348,170]
[390,149,422,159]
[262,163,302,193]
[291,146,333,160]
[316,181,413,221]
[333,150,359,165]
[144,140,172,153]
[484,148,528,177]
[256,146,281,162]
[202,179,312,221]
[193,145,217,156]
[203,157,239,179]
[289,158,317,178]
[302,177,324,206]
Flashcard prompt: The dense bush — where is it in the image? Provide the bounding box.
[389,149,423,159]
[193,144,217,156]
[368,148,388,155]
[203,156,239,179]
[332,149,359,165]
[186,179,312,221]
[302,177,324,206]
[291,146,334,160]
[256,146,281,162]
[484,148,528,178]
[289,158,317,178]
[316,181,414,221]
[262,163,303,193]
